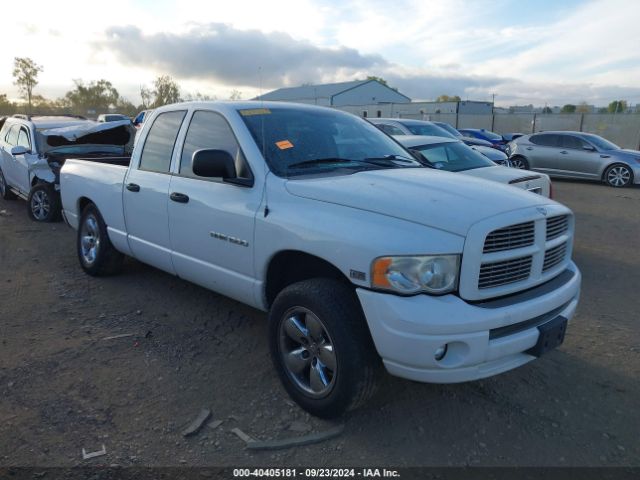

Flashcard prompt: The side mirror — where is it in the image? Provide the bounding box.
[583,145,596,152]
[10,145,28,156]
[192,149,237,179]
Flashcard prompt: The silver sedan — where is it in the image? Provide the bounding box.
[508,131,640,187]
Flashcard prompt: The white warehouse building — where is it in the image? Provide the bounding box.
[254,79,411,107]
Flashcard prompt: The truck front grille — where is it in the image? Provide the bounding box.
[479,256,532,289]
[546,215,569,240]
[543,242,567,272]
[483,221,535,253]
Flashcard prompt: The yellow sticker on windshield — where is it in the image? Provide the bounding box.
[276,140,294,150]
[239,108,271,116]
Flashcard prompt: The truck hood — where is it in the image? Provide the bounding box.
[39,120,135,153]
[285,168,553,236]
[462,166,543,184]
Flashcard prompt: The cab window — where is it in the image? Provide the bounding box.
[180,110,252,181]
[139,111,187,173]
[5,125,19,146]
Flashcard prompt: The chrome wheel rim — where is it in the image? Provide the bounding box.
[511,158,526,169]
[80,214,101,266]
[279,307,337,398]
[31,190,50,220]
[607,166,630,187]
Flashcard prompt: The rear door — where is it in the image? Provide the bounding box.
[167,109,261,306]
[526,133,561,171]
[123,110,187,274]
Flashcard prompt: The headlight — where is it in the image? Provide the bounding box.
[371,255,460,295]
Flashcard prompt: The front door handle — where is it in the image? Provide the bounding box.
[526,147,533,150]
[170,192,189,203]
[126,183,140,192]
[559,151,568,154]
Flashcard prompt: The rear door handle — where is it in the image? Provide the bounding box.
[126,183,140,192]
[170,192,189,203]
[560,151,568,154]
[526,147,533,150]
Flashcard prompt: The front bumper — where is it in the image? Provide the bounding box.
[356,261,581,383]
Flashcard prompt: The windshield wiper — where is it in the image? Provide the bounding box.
[287,158,360,169]
[363,154,417,165]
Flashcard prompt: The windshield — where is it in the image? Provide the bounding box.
[581,134,620,151]
[404,123,457,139]
[434,122,463,138]
[410,141,495,172]
[239,107,421,177]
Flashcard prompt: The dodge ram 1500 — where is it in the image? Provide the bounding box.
[60,102,581,417]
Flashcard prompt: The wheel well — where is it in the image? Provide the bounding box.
[602,163,634,181]
[78,197,93,215]
[265,251,349,307]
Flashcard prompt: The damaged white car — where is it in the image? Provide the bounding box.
[0,115,134,222]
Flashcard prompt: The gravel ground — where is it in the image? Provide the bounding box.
[0,180,638,467]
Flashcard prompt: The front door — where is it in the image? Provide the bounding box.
[167,110,261,306]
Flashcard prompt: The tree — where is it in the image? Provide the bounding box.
[542,106,553,114]
[560,104,576,113]
[436,95,461,102]
[12,57,43,113]
[229,89,242,101]
[576,102,591,114]
[140,85,153,109]
[608,100,627,114]
[152,75,181,107]
[184,92,215,102]
[597,107,608,114]
[0,93,17,115]
[64,79,120,115]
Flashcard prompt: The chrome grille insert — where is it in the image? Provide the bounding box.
[543,242,567,272]
[546,215,569,241]
[483,221,535,253]
[479,256,532,289]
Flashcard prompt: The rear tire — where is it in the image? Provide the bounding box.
[27,183,61,222]
[269,278,381,418]
[604,164,633,188]
[0,168,16,200]
[510,156,529,170]
[77,203,124,276]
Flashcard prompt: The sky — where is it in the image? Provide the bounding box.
[2,0,639,107]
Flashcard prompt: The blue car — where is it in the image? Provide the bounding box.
[458,128,508,151]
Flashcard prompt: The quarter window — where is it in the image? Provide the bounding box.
[139,110,187,173]
[378,124,405,136]
[180,111,252,180]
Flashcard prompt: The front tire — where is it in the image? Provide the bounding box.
[510,156,529,169]
[269,278,381,418]
[604,164,633,188]
[78,203,124,276]
[27,183,61,222]
[0,168,16,200]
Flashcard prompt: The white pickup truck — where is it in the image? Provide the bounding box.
[60,102,581,418]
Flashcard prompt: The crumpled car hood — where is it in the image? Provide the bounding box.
[39,120,135,153]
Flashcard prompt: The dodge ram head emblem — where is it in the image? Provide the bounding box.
[536,207,548,216]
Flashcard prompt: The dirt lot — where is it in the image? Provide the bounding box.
[0,180,639,468]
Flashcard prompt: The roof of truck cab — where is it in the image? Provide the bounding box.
[151,100,354,114]
[24,116,91,130]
